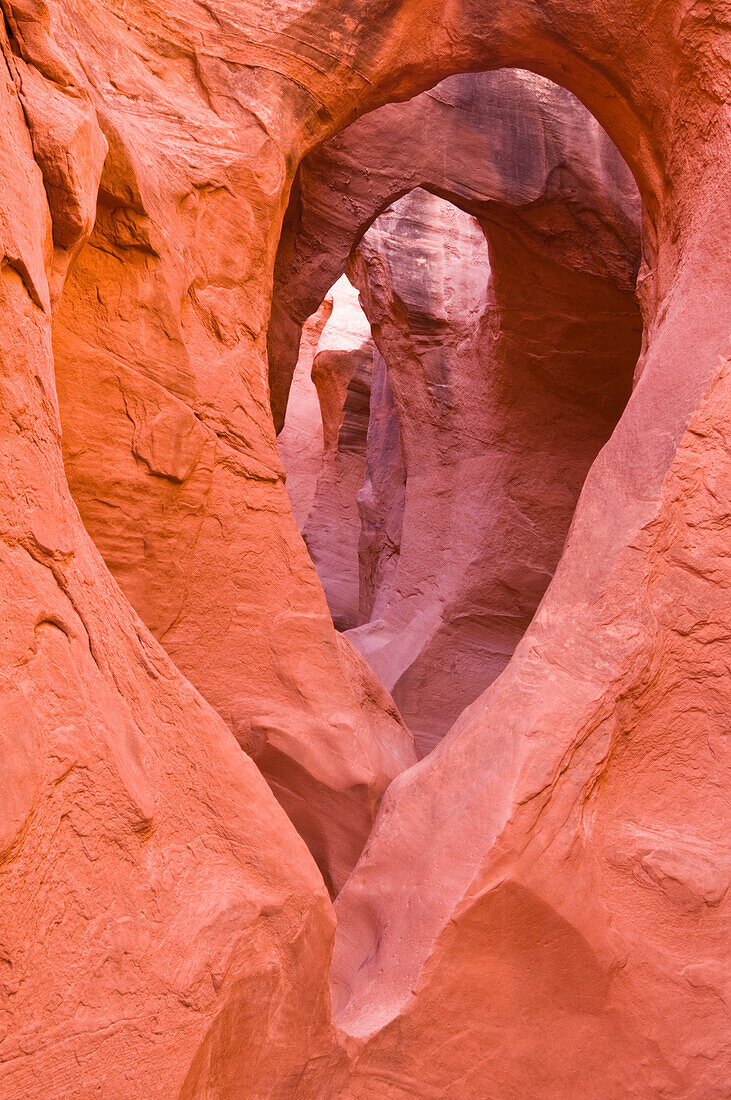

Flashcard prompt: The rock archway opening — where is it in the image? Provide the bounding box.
[47,62,645,873]
[272,69,644,758]
[6,0,728,1091]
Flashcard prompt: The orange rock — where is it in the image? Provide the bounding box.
[0,37,341,1100]
[0,0,728,1094]
[50,34,416,894]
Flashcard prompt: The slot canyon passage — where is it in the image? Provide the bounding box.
[0,3,729,1100]
[272,69,644,753]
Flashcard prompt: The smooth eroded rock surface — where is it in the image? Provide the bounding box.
[0,38,343,1100]
[276,70,642,752]
[51,33,416,895]
[0,0,729,1095]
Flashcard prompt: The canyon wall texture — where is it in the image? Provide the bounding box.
[0,0,728,1096]
[50,20,417,896]
[0,25,341,1100]
[275,71,642,753]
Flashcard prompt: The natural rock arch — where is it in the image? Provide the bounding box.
[271,69,644,753]
[269,68,642,431]
[0,0,727,1095]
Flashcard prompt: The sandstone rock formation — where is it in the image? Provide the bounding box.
[269,68,642,431]
[276,295,332,530]
[51,35,417,895]
[0,28,340,1100]
[0,0,729,1095]
[275,71,643,752]
[300,276,374,630]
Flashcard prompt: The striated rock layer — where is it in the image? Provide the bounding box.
[0,0,728,1095]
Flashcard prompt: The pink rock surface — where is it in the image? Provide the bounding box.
[269,69,641,429]
[335,352,731,1094]
[356,347,406,625]
[343,181,640,752]
[0,0,728,1094]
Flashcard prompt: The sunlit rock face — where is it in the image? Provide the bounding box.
[278,274,406,634]
[303,276,375,631]
[276,295,332,531]
[0,0,729,1094]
